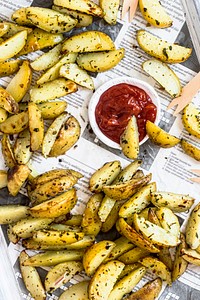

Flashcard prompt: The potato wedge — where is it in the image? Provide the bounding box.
[88,260,125,300]
[28,102,44,151]
[0,205,29,224]
[186,203,200,249]
[7,224,20,244]
[146,120,180,148]
[137,30,192,63]
[6,60,32,103]
[142,59,181,97]
[83,240,116,276]
[120,115,139,159]
[81,193,103,236]
[36,52,77,85]
[181,139,200,161]
[181,248,200,266]
[139,0,173,28]
[30,78,77,103]
[23,250,84,266]
[0,87,19,114]
[7,164,31,196]
[26,7,77,33]
[18,28,63,56]
[52,5,93,28]
[30,44,62,71]
[158,247,173,271]
[100,0,120,25]
[19,251,46,300]
[102,173,152,200]
[104,236,135,262]
[1,134,16,168]
[0,30,27,62]
[108,266,146,300]
[37,101,67,119]
[0,59,22,77]
[2,22,32,38]
[14,129,32,164]
[182,103,200,139]
[140,256,171,284]
[89,160,121,193]
[12,217,53,239]
[59,281,89,300]
[77,48,125,72]
[62,31,115,53]
[119,182,156,218]
[118,247,149,264]
[98,196,116,222]
[118,218,160,253]
[0,111,29,134]
[60,63,94,90]
[63,214,83,226]
[32,230,84,245]
[125,278,162,300]
[156,207,180,239]
[30,188,77,218]
[49,223,81,232]
[0,22,9,37]
[0,170,7,189]
[49,115,81,156]
[133,214,180,247]
[172,233,188,282]
[45,261,83,293]
[11,7,33,26]
[54,0,103,17]
[150,191,195,212]
[101,199,125,232]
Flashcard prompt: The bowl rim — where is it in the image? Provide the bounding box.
[88,76,161,149]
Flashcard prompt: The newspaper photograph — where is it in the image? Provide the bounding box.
[0,0,200,299]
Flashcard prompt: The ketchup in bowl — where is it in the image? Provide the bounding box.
[95,83,157,144]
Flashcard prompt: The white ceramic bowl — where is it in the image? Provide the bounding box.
[88,77,160,149]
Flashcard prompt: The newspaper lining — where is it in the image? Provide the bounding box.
[0,0,200,299]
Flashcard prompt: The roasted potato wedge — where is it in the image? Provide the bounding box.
[49,115,81,156]
[7,224,20,244]
[181,248,200,266]
[158,247,173,271]
[185,203,200,249]
[104,236,135,262]
[137,30,192,63]
[101,199,125,232]
[45,261,83,293]
[118,218,160,253]
[0,111,29,134]
[83,240,116,276]
[89,160,121,193]
[59,281,89,300]
[19,251,46,300]
[1,134,16,168]
[77,48,125,72]
[0,170,7,189]
[7,164,31,196]
[30,188,77,218]
[125,278,162,300]
[181,139,200,161]
[0,22,9,37]
[119,182,156,218]
[32,230,84,245]
[139,0,173,28]
[60,63,94,90]
[30,78,77,103]
[28,102,44,151]
[52,5,93,28]
[0,59,22,77]
[0,205,29,224]
[54,0,103,17]
[88,260,125,300]
[156,207,180,236]
[0,30,27,62]
[38,101,67,119]
[23,250,84,267]
[182,103,200,139]
[133,214,180,247]
[81,193,103,236]
[11,7,33,26]
[26,7,77,33]
[0,108,8,123]
[146,120,180,148]
[118,247,149,264]
[102,173,152,200]
[142,59,182,97]
[62,31,115,53]
[0,87,19,114]
[98,196,116,222]
[18,28,63,56]
[140,256,171,285]
[14,129,32,164]
[2,21,32,38]
[172,233,188,282]
[120,115,139,159]
[6,60,32,103]
[150,191,195,212]
[100,0,120,25]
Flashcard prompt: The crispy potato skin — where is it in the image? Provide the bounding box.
[125,278,162,300]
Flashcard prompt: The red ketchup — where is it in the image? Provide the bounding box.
[95,83,157,144]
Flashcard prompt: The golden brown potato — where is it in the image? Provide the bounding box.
[7,164,31,196]
[125,278,162,300]
[181,139,200,161]
[182,103,200,139]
